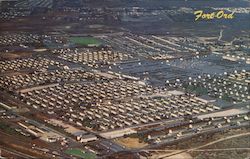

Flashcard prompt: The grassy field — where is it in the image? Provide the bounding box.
[65,148,96,159]
[70,37,101,46]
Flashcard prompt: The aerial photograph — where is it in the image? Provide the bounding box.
[0,0,249,159]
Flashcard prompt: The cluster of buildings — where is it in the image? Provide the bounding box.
[14,0,53,9]
[0,57,65,73]
[0,1,249,158]
[120,7,194,17]
[0,107,16,119]
[16,79,152,128]
[19,79,151,105]
[100,34,208,59]
[222,54,250,64]
[58,49,132,68]
[0,33,40,46]
[0,69,109,91]
[52,6,120,23]
[211,34,250,64]
[10,72,222,132]
[0,8,31,20]
[183,71,249,103]
[212,7,250,14]
[147,113,249,144]
[46,119,97,143]
[18,120,62,143]
[82,93,220,131]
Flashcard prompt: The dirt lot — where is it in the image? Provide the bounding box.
[150,128,250,159]
[191,134,250,159]
[114,137,148,149]
[165,152,193,159]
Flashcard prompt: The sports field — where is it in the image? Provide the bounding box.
[65,148,96,159]
[70,37,101,46]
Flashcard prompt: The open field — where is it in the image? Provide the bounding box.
[191,134,250,159]
[115,137,148,149]
[70,37,101,46]
[149,128,250,159]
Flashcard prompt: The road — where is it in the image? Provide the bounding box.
[144,147,250,152]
